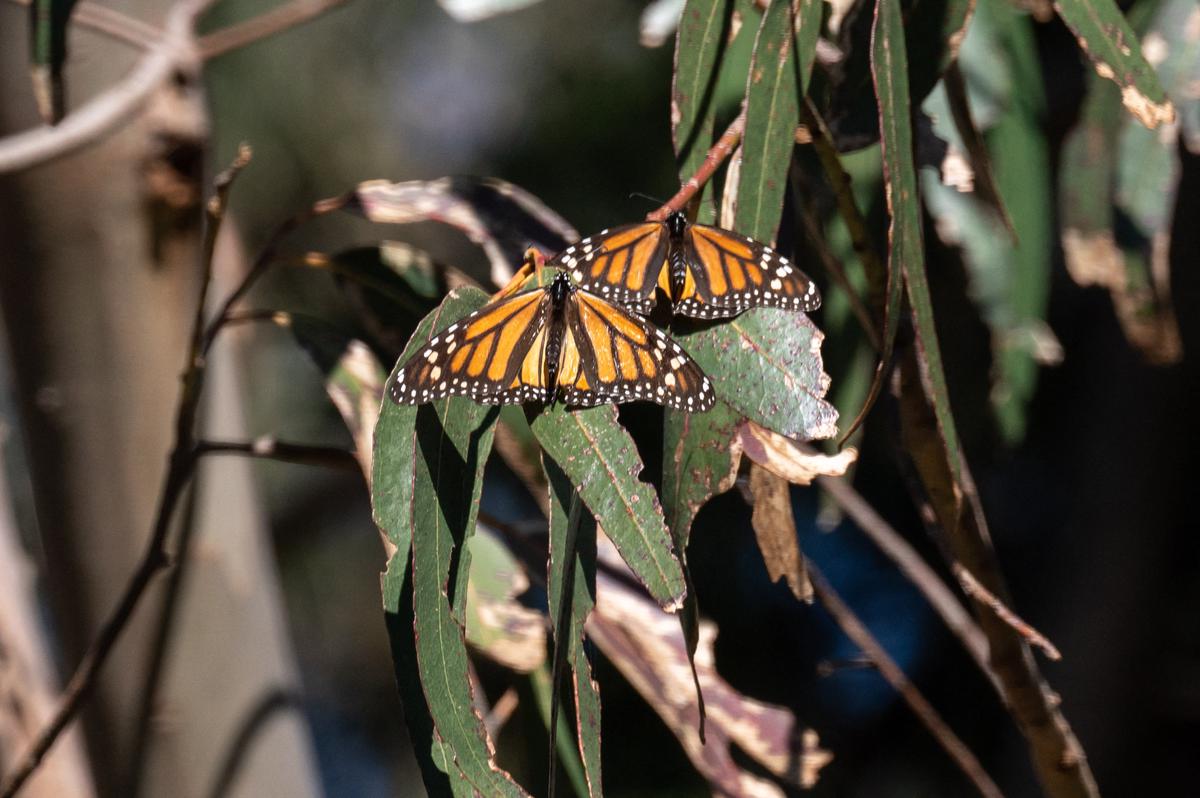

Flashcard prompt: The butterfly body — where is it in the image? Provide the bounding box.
[551,211,821,319]
[390,271,715,411]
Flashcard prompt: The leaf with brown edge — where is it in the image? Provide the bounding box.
[350,177,576,286]
[544,456,602,797]
[530,404,687,611]
[1052,0,1175,128]
[747,463,812,603]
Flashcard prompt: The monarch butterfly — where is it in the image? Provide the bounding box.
[390,270,715,411]
[547,211,821,319]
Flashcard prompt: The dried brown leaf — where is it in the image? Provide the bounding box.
[748,463,812,603]
[738,421,858,484]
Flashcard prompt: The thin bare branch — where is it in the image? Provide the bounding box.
[809,564,1004,798]
[816,473,1001,695]
[196,438,361,472]
[953,564,1061,661]
[199,193,349,354]
[0,0,214,175]
[647,111,746,222]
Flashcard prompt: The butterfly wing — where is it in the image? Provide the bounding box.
[672,223,821,319]
[548,222,668,315]
[557,289,715,412]
[389,287,554,405]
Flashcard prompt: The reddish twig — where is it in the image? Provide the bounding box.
[809,564,1004,798]
[647,110,746,222]
[197,0,355,59]
[953,564,1061,661]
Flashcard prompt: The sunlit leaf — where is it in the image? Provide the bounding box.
[530,404,686,611]
[673,309,837,441]
[586,537,833,795]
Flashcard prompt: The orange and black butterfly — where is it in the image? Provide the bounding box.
[548,211,821,319]
[390,270,715,411]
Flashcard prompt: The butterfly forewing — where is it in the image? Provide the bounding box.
[389,288,551,405]
[548,213,821,319]
[550,222,667,314]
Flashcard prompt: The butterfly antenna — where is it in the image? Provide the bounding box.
[628,191,667,208]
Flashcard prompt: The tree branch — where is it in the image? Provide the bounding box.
[816,474,1001,695]
[196,438,361,472]
[0,0,213,175]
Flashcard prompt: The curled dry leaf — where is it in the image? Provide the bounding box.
[351,176,576,287]
[738,420,857,484]
[587,534,832,796]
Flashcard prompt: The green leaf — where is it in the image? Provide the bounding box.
[673,0,733,188]
[735,0,820,243]
[544,456,602,797]
[1052,0,1175,128]
[673,309,837,442]
[872,0,962,471]
[529,665,592,798]
[530,404,686,610]
[28,0,77,123]
[661,402,743,548]
[372,288,524,796]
